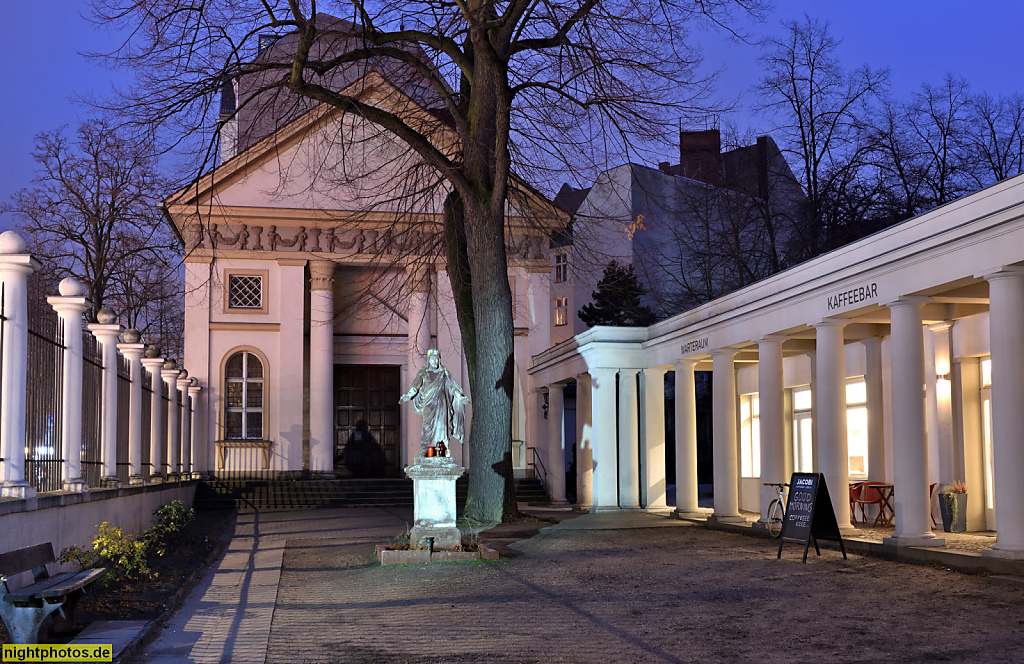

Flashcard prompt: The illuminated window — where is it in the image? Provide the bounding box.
[554,254,568,283]
[981,358,994,510]
[554,297,568,326]
[981,358,992,388]
[792,387,813,473]
[224,351,265,440]
[846,378,868,477]
[740,395,760,478]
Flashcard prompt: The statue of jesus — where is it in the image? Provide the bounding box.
[399,349,470,455]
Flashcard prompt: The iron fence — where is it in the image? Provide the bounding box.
[159,379,169,476]
[141,368,153,479]
[115,353,131,484]
[82,331,103,488]
[24,299,64,493]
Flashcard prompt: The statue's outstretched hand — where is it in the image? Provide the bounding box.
[398,392,412,404]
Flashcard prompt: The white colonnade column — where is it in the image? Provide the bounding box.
[0,231,39,499]
[189,381,203,478]
[590,367,619,511]
[862,336,886,482]
[617,368,641,509]
[309,260,336,476]
[546,383,567,503]
[162,361,181,478]
[711,349,742,521]
[118,331,146,485]
[405,266,431,464]
[757,336,787,524]
[815,319,853,529]
[88,309,124,488]
[177,373,192,477]
[886,298,943,546]
[48,278,91,492]
[141,349,166,481]
[575,373,594,510]
[673,360,700,516]
[983,267,1024,558]
[640,367,667,510]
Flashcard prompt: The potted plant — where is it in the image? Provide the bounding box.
[938,480,968,533]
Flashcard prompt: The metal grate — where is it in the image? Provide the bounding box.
[228,275,263,309]
[82,332,103,488]
[25,303,65,493]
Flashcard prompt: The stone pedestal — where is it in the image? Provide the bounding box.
[405,456,465,550]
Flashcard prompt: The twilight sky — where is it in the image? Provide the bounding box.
[0,1,1022,230]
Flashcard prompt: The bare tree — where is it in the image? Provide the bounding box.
[2,120,182,350]
[906,74,975,207]
[968,91,1024,185]
[756,15,888,259]
[91,0,763,522]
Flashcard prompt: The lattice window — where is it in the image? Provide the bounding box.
[555,297,568,326]
[554,254,568,283]
[224,351,264,440]
[228,275,263,309]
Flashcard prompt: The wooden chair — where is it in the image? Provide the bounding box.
[856,482,887,526]
[849,482,865,524]
[929,482,938,528]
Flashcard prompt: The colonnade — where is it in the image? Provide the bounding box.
[536,266,1024,559]
[0,232,202,499]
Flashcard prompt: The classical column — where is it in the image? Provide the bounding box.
[815,319,853,530]
[48,278,91,493]
[189,381,203,479]
[926,323,956,482]
[88,309,124,489]
[309,260,336,477]
[983,267,1024,558]
[117,330,146,486]
[640,367,668,510]
[617,368,641,509]
[590,367,619,511]
[673,359,700,516]
[862,337,886,482]
[885,297,943,546]
[575,373,594,510]
[141,349,166,482]
[177,373,192,477]
[161,361,181,478]
[405,266,431,465]
[711,349,742,521]
[546,383,568,503]
[757,336,787,525]
[0,231,39,499]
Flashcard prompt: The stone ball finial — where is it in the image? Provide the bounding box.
[122,329,142,343]
[163,358,177,370]
[0,231,27,255]
[96,308,117,324]
[144,346,161,358]
[178,368,188,379]
[190,377,199,387]
[58,277,87,297]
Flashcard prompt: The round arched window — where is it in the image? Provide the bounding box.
[225,351,264,440]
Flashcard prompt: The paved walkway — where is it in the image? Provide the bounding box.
[134,507,1024,664]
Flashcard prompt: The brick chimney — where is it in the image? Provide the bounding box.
[678,129,723,187]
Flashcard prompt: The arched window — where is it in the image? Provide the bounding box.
[225,351,264,440]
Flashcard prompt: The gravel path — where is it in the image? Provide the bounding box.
[266,516,1024,664]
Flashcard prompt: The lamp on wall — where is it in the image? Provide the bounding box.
[936,373,949,382]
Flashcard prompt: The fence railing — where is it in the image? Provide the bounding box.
[81,331,104,489]
[116,353,131,484]
[24,297,64,493]
[141,369,153,480]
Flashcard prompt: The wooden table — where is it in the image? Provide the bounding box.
[873,484,895,526]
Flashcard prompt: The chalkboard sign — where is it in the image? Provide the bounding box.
[777,472,848,563]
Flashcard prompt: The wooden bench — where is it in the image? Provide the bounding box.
[0,543,106,644]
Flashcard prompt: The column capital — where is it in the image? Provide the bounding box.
[47,295,91,315]
[759,334,789,344]
[927,321,952,333]
[309,260,336,291]
[886,295,932,309]
[0,253,40,275]
[188,384,202,397]
[176,376,192,391]
[979,265,1024,281]
[618,368,641,377]
[161,368,181,383]
[673,358,699,369]
[87,323,124,339]
[642,366,668,377]
[814,317,850,329]
[141,356,165,371]
[117,342,146,359]
[406,264,431,293]
[710,347,739,359]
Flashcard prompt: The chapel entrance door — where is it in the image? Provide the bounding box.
[334,365,401,478]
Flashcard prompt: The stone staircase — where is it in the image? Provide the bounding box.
[195,477,549,510]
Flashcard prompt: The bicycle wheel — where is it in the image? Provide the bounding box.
[767,499,785,538]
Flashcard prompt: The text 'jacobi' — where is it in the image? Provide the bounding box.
[827,282,878,311]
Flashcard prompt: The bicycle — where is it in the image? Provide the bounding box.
[763,482,789,538]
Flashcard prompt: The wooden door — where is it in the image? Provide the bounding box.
[334,365,401,477]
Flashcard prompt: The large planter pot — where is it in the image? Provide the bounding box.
[939,493,967,533]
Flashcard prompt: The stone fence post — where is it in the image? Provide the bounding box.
[48,278,91,493]
[88,308,124,488]
[118,330,146,486]
[141,348,166,482]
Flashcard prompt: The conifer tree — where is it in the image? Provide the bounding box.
[579,261,657,327]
